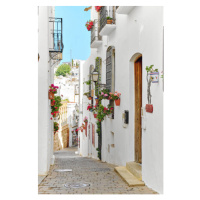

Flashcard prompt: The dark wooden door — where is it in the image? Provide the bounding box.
[134,56,142,164]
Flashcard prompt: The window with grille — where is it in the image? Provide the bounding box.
[106,46,115,119]
[95,57,102,96]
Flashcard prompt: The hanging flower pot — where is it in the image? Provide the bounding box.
[49,91,54,99]
[51,100,55,106]
[94,114,97,118]
[106,17,113,24]
[115,99,120,106]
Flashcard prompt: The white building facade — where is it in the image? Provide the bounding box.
[79,6,163,193]
[38,6,63,175]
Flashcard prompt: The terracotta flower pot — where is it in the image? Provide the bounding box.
[94,114,97,118]
[115,99,120,106]
[49,92,54,99]
[51,100,55,106]
[53,113,58,117]
[88,97,92,100]
[107,20,113,24]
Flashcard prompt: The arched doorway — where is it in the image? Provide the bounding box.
[134,55,142,164]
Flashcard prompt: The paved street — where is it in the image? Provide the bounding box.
[38,147,157,194]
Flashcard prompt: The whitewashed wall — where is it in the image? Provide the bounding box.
[80,6,163,193]
[38,6,55,175]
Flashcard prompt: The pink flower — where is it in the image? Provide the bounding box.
[101,92,104,95]
[50,117,52,120]
[51,84,54,87]
[114,94,117,96]
[53,89,56,92]
[104,94,108,97]
[49,89,52,91]
[51,113,53,115]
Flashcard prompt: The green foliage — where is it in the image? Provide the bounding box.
[51,96,62,114]
[83,92,90,97]
[63,98,69,102]
[55,64,71,77]
[96,148,101,160]
[54,122,59,134]
[106,16,113,20]
[83,80,91,85]
[145,65,158,73]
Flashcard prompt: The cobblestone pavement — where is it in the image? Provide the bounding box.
[38,147,157,194]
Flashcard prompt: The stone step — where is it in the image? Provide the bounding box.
[114,166,145,187]
[126,161,142,180]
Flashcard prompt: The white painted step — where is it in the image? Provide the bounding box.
[114,166,145,187]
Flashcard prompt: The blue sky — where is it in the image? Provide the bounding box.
[55,6,91,64]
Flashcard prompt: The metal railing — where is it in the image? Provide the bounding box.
[99,6,116,33]
[91,19,102,45]
[49,18,63,52]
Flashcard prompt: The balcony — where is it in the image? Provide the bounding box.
[49,18,64,60]
[116,6,135,15]
[99,6,116,36]
[91,20,102,48]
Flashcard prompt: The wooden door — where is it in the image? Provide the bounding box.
[134,56,142,163]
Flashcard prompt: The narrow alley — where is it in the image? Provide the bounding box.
[38,147,157,194]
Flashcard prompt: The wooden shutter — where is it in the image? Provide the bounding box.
[106,47,112,91]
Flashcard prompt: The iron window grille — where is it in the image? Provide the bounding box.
[91,19,102,45]
[99,6,116,33]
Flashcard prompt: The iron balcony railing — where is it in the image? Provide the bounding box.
[91,19,102,45]
[99,6,116,33]
[49,17,63,52]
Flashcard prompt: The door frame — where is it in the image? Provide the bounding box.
[134,55,142,164]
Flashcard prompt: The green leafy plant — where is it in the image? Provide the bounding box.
[145,65,158,73]
[83,80,91,85]
[54,122,59,134]
[51,96,62,117]
[55,64,71,77]
[83,92,90,97]
[106,17,113,20]
[96,148,101,160]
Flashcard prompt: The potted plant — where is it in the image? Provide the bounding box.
[85,20,94,31]
[51,96,62,118]
[95,6,102,12]
[49,84,59,99]
[51,99,55,106]
[98,89,110,101]
[107,17,113,24]
[95,98,99,104]
[88,96,92,100]
[110,91,121,106]
[54,122,59,134]
[87,104,93,112]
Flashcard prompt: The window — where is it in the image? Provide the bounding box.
[95,57,102,96]
[106,46,115,119]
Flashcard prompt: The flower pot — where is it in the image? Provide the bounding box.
[51,100,55,106]
[107,20,113,24]
[49,92,54,99]
[94,114,97,118]
[95,99,99,104]
[115,99,120,106]
[53,113,58,117]
[88,97,92,100]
